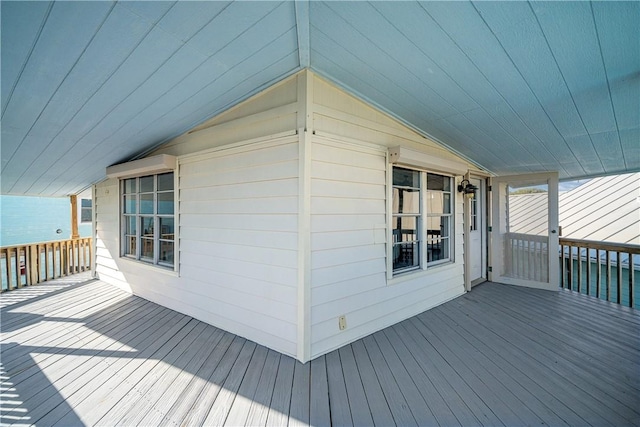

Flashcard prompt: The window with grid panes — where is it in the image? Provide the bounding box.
[121,172,175,268]
[392,167,453,274]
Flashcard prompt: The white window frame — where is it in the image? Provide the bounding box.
[80,198,92,223]
[120,172,176,269]
[389,165,455,278]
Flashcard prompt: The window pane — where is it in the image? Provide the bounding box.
[125,216,136,235]
[158,172,174,191]
[123,195,136,214]
[427,237,449,262]
[393,188,420,214]
[427,173,450,191]
[426,216,449,237]
[140,194,154,214]
[141,217,154,238]
[81,208,92,222]
[159,217,174,239]
[157,192,174,214]
[141,238,154,261]
[159,241,174,265]
[393,242,419,270]
[140,175,154,193]
[392,216,418,243]
[124,178,136,194]
[81,199,92,208]
[124,236,136,256]
[393,167,420,188]
[426,192,451,214]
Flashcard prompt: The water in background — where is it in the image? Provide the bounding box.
[0,195,91,246]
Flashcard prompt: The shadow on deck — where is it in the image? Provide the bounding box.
[1,277,639,426]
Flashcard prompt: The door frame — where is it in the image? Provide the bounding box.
[469,176,487,287]
[463,172,490,292]
[488,172,559,291]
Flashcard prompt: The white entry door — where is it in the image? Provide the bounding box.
[490,172,559,291]
[469,177,486,284]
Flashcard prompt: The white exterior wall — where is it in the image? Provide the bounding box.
[94,70,477,361]
[308,73,469,358]
[94,75,302,358]
[309,137,466,358]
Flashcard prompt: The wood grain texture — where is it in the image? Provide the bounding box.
[1,277,638,426]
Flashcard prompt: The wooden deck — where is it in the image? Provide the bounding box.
[1,276,639,427]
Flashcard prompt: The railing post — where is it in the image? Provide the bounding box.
[577,245,582,294]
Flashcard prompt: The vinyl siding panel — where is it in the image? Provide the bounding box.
[308,72,468,359]
[95,136,300,358]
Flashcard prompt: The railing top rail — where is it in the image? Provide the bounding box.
[559,237,640,254]
[0,237,92,252]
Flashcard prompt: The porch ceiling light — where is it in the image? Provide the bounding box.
[458,179,478,197]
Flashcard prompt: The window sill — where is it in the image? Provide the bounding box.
[387,261,457,286]
[119,256,179,277]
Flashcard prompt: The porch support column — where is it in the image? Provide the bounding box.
[296,71,313,363]
[70,195,79,239]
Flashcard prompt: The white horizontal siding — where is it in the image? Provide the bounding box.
[94,139,300,358]
[309,138,466,358]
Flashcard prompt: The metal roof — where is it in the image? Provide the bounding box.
[2,1,639,196]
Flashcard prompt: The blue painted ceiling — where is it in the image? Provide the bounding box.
[1,1,638,196]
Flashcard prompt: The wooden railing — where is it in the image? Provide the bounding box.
[1,238,92,292]
[506,232,549,283]
[560,237,638,308]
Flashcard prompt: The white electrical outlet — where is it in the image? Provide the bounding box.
[338,315,347,330]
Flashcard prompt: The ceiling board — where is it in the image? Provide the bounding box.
[1,1,638,196]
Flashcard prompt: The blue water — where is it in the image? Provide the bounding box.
[0,195,91,246]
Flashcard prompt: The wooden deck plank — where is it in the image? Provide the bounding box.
[361,335,417,426]
[2,278,639,427]
[178,336,247,426]
[436,300,594,426]
[288,358,311,427]
[121,328,224,425]
[337,346,375,427]
[396,320,504,427]
[4,301,167,404]
[9,305,177,426]
[245,349,281,426]
[449,290,636,426]
[265,355,294,427]
[225,345,270,427]
[98,323,219,426]
[349,340,395,426]
[309,355,331,427]
[371,331,440,426]
[325,350,353,426]
[381,327,463,427]
[158,332,236,426]
[467,287,640,410]
[201,341,257,426]
[1,295,142,370]
[39,312,192,426]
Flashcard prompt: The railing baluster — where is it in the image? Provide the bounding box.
[596,248,601,299]
[577,245,582,294]
[569,245,575,291]
[630,253,635,308]
[585,246,591,296]
[0,238,93,293]
[616,251,622,305]
[606,251,611,302]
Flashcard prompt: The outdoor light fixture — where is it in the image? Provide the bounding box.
[458,179,478,197]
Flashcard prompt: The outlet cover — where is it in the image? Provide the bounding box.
[338,315,347,330]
